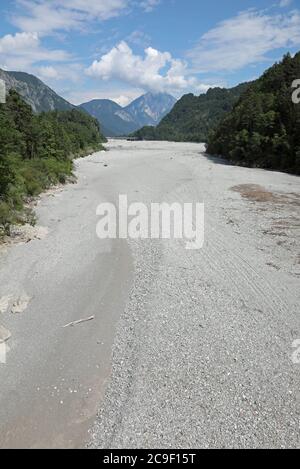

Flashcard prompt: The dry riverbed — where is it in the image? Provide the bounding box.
[0,140,299,448]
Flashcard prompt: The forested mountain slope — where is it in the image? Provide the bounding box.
[80,99,138,137]
[0,90,105,233]
[207,53,300,175]
[132,83,249,142]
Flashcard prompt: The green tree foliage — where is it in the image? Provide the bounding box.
[207,52,300,175]
[0,90,106,234]
[133,83,249,142]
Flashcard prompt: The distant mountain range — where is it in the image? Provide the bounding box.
[125,93,177,128]
[133,83,250,143]
[0,68,177,137]
[80,92,177,137]
[0,68,75,113]
[79,99,137,136]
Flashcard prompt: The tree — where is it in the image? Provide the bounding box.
[207,51,300,175]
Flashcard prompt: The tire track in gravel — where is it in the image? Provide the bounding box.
[187,153,293,319]
[187,152,298,337]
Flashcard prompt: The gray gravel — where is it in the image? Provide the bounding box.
[0,147,133,448]
[0,140,299,448]
[89,140,300,449]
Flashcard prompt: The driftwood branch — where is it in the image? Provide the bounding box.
[63,316,95,328]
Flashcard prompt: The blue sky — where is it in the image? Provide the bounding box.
[0,0,300,106]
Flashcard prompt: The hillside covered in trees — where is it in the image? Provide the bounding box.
[0,68,75,113]
[207,53,300,175]
[0,90,106,234]
[132,83,249,142]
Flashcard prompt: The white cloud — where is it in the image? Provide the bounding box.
[35,63,83,83]
[140,0,160,13]
[58,0,128,18]
[13,0,161,35]
[0,31,39,54]
[126,30,151,48]
[279,0,292,7]
[36,65,59,79]
[114,94,136,106]
[86,41,209,95]
[14,1,83,34]
[188,9,300,73]
[0,31,70,70]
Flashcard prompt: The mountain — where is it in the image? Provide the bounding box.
[80,92,176,137]
[207,52,300,175]
[0,68,74,113]
[80,99,137,137]
[125,92,177,127]
[132,83,249,142]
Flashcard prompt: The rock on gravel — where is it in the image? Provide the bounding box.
[0,325,11,344]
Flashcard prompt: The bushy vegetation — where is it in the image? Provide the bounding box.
[0,90,106,235]
[207,53,300,175]
[133,83,249,142]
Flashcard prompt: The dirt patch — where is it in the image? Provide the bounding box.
[231,184,277,203]
[230,185,300,258]
[231,184,300,207]
[271,217,300,231]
